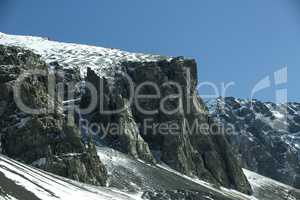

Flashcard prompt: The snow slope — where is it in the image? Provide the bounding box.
[97,146,300,200]
[0,154,140,200]
[1,147,300,200]
[244,169,300,200]
[0,32,169,78]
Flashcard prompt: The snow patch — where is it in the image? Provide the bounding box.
[271,111,285,120]
[0,32,169,79]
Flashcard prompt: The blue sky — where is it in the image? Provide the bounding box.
[1,0,299,102]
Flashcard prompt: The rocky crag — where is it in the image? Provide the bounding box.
[0,45,107,186]
[85,58,252,194]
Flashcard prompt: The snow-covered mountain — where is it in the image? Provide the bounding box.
[208,97,300,189]
[0,33,300,200]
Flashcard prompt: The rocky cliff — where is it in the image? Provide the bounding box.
[82,57,252,193]
[0,45,107,186]
[0,33,252,194]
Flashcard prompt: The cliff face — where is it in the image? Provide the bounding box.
[0,45,107,186]
[208,97,300,189]
[0,33,252,194]
[81,58,252,194]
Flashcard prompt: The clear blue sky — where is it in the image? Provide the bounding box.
[1,0,299,102]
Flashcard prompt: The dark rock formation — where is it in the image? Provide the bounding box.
[0,45,107,186]
[208,97,300,189]
[83,57,252,194]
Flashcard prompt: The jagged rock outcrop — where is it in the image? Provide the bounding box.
[0,45,107,186]
[81,68,156,164]
[84,58,252,194]
[208,97,300,189]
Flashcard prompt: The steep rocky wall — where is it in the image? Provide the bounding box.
[0,45,107,186]
[83,57,252,194]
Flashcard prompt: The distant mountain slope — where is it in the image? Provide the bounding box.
[208,97,300,189]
